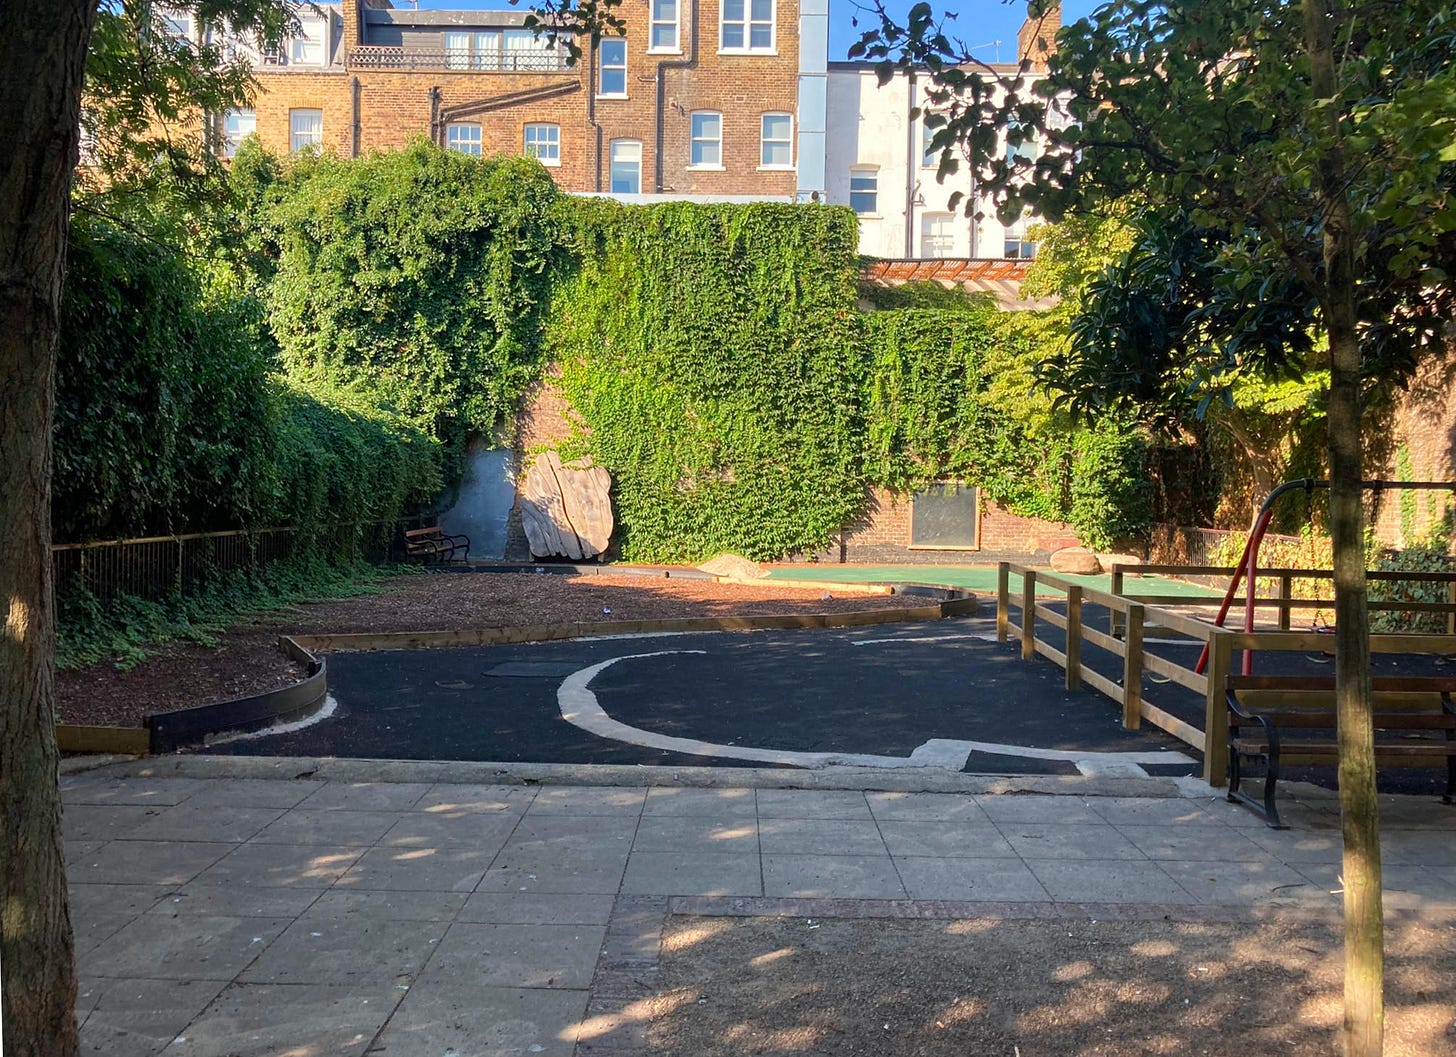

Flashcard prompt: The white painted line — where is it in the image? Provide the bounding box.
[850,633,999,646]
[556,652,1194,772]
[208,694,340,744]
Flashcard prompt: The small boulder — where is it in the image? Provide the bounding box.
[1050,547,1102,575]
[1098,553,1144,574]
[698,554,767,581]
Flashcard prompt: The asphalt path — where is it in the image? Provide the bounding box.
[208,617,1197,777]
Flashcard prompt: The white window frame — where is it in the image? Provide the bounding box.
[759,112,792,169]
[609,139,642,194]
[921,213,955,258]
[222,108,256,159]
[689,111,723,169]
[598,38,628,97]
[289,15,327,66]
[446,123,483,156]
[720,0,775,53]
[849,167,878,215]
[524,123,560,165]
[1003,215,1038,259]
[161,12,193,40]
[289,108,323,153]
[649,0,680,52]
[922,119,941,169]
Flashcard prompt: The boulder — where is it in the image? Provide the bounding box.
[1049,547,1102,575]
[697,554,767,580]
[1098,553,1145,575]
[520,452,613,560]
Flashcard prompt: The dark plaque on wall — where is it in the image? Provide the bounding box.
[910,482,979,549]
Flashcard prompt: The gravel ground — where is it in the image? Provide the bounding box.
[56,569,919,728]
[647,914,1456,1056]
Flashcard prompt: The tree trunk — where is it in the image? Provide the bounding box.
[1302,2,1383,1056]
[1,3,98,1056]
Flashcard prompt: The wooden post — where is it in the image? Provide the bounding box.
[1122,603,1144,729]
[1065,585,1082,690]
[1447,578,1454,637]
[1202,629,1233,787]
[1110,564,1125,637]
[1278,573,1293,631]
[1021,570,1036,662]
[997,562,1010,642]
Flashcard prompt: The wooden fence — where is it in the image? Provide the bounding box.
[996,562,1456,787]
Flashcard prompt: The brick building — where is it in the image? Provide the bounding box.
[190,0,828,202]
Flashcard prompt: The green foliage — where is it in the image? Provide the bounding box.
[56,558,414,671]
[55,214,441,544]
[856,279,993,312]
[239,143,564,458]
[1370,521,1455,635]
[550,201,866,562]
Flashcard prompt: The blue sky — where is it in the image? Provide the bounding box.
[407,0,1100,61]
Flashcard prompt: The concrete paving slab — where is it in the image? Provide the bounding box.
[761,854,906,899]
[378,811,521,849]
[459,890,617,925]
[75,977,106,1024]
[1381,827,1456,866]
[68,884,171,956]
[67,841,233,887]
[62,804,161,843]
[239,914,450,984]
[866,792,990,823]
[82,913,289,981]
[1025,859,1200,904]
[248,808,403,847]
[755,790,871,819]
[297,781,432,811]
[998,822,1147,861]
[758,818,887,856]
[631,815,759,853]
[876,821,1018,859]
[155,883,321,919]
[1086,796,1226,827]
[335,844,497,892]
[1113,824,1271,863]
[476,851,630,895]
[503,815,640,855]
[305,889,469,921]
[78,978,228,1057]
[122,806,285,845]
[1155,858,1319,906]
[527,787,648,816]
[154,981,403,1057]
[1296,862,1456,911]
[1240,826,1345,863]
[892,856,1052,901]
[374,983,588,1057]
[621,851,764,897]
[973,794,1101,825]
[421,922,607,988]
[60,777,206,806]
[412,783,538,815]
[178,779,321,810]
[193,843,364,888]
[643,786,758,816]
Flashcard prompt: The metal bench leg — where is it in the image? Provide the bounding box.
[1261,727,1286,829]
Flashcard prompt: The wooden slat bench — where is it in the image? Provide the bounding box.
[403,524,470,564]
[1225,674,1456,827]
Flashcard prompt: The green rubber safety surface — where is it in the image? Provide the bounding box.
[762,564,1222,599]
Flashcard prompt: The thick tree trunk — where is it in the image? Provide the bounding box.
[1,3,98,1056]
[1302,2,1383,1056]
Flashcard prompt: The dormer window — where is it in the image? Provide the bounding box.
[289,16,327,65]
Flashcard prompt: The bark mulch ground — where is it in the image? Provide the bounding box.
[57,570,918,728]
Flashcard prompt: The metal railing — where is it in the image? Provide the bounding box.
[52,518,427,603]
[349,45,572,72]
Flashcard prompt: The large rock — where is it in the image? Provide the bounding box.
[1049,546,1102,575]
[697,554,767,580]
[520,452,613,560]
[1098,553,1144,574]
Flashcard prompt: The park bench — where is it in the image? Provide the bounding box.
[1225,674,1456,827]
[403,524,470,564]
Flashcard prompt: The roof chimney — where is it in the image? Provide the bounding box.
[1017,2,1061,71]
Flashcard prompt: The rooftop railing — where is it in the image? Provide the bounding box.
[349,44,572,73]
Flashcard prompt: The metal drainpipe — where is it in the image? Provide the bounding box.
[904,72,917,258]
[587,40,603,191]
[654,0,699,194]
[350,76,361,158]
[429,86,441,145]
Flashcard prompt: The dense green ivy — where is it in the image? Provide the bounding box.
[237,141,562,458]
[55,215,440,544]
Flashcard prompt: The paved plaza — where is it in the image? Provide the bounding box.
[62,758,1456,1056]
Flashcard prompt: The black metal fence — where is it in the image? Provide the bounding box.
[51,518,427,603]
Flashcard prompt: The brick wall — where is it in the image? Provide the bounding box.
[245,0,802,197]
[1370,346,1456,547]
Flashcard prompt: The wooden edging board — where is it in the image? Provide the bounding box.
[293,596,980,654]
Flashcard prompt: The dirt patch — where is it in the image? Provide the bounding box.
[644,914,1456,1056]
[57,570,923,728]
